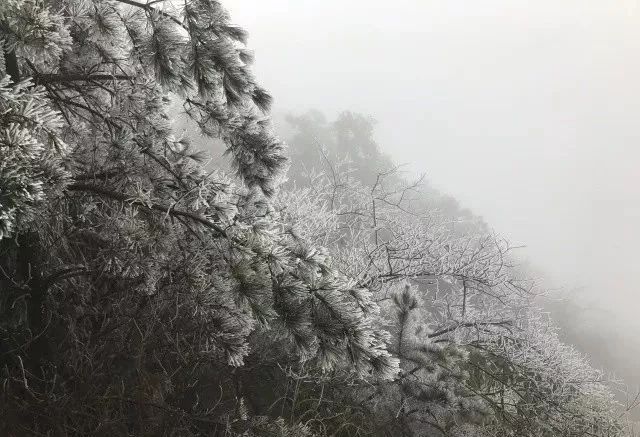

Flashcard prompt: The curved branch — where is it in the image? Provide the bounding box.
[428,320,513,339]
[113,0,185,28]
[35,73,131,84]
[66,183,226,236]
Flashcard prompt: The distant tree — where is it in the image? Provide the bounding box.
[285,110,395,187]
[284,109,489,235]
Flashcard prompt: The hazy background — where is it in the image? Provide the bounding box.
[225,0,640,383]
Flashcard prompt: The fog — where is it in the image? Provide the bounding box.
[224,0,640,379]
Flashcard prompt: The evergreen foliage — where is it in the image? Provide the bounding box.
[0,1,635,436]
[0,1,396,435]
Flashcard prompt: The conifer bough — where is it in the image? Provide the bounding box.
[0,0,397,435]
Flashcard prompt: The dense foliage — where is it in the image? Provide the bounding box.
[276,162,629,436]
[0,0,635,436]
[0,1,396,435]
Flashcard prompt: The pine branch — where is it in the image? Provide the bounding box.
[112,0,185,28]
[427,320,513,339]
[41,266,90,291]
[66,183,227,236]
[35,73,131,84]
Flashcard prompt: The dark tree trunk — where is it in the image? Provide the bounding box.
[15,232,50,372]
[1,34,20,83]
[4,49,19,83]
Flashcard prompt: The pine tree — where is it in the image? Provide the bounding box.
[0,1,397,435]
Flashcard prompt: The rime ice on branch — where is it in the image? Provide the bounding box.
[0,1,397,435]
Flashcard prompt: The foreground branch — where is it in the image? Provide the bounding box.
[66,183,226,235]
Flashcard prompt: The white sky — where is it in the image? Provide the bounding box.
[224,1,640,340]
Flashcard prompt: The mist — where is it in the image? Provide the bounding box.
[226,0,640,378]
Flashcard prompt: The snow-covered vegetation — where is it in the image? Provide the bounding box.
[0,0,636,435]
